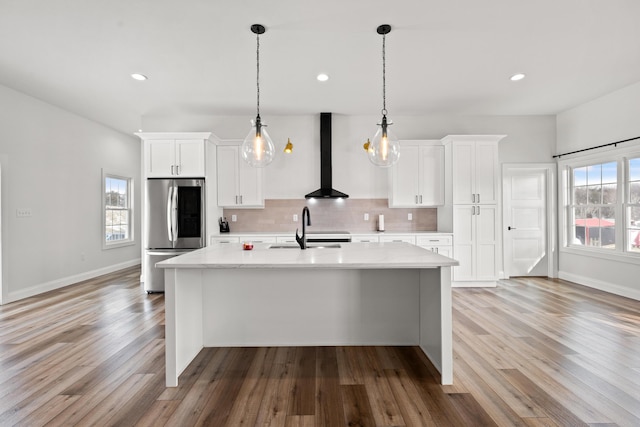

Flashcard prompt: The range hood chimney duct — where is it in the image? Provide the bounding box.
[305,113,349,199]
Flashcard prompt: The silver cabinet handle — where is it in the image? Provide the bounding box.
[240,195,243,205]
[171,165,175,175]
[477,193,480,203]
[415,195,418,204]
[419,195,423,204]
[176,165,180,175]
[235,195,238,204]
[472,194,475,203]
[477,206,480,215]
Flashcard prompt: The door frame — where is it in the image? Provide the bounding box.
[502,163,557,278]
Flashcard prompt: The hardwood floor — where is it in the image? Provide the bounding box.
[1,267,639,426]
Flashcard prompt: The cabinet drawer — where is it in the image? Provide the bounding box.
[351,235,380,243]
[210,236,240,244]
[236,235,277,244]
[379,235,416,244]
[276,236,298,244]
[416,235,452,246]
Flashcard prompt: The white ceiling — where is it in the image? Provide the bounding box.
[2,0,640,134]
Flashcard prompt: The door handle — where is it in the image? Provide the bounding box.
[508,226,516,230]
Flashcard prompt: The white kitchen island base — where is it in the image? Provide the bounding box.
[159,242,456,387]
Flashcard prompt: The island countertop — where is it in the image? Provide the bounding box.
[156,241,458,270]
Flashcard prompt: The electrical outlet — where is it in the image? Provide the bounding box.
[364,213,369,221]
[231,214,237,222]
[293,214,298,222]
[408,213,413,221]
[16,208,32,218]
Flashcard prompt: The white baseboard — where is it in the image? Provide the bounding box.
[452,281,497,288]
[5,259,141,304]
[558,271,640,301]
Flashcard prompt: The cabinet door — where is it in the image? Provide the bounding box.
[146,140,175,177]
[176,140,205,177]
[216,146,240,206]
[475,205,498,280]
[451,142,475,204]
[452,205,475,281]
[475,141,498,204]
[419,145,445,205]
[237,156,263,207]
[389,145,420,207]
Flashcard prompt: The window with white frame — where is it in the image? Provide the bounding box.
[103,171,133,248]
[561,149,640,256]
[570,161,617,248]
[627,157,640,253]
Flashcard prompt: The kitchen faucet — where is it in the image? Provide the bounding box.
[295,206,312,249]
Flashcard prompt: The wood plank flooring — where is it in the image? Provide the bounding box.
[1,267,639,426]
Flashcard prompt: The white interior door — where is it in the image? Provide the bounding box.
[503,166,549,277]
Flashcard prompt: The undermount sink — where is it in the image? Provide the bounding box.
[269,244,341,249]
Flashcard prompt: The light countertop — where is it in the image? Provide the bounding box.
[156,242,458,270]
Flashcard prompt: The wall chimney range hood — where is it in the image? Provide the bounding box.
[305,113,349,199]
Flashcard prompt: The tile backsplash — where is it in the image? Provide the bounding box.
[222,199,437,233]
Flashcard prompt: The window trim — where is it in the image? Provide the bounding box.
[558,143,640,261]
[102,169,135,250]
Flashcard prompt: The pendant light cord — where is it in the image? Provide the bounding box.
[256,31,260,117]
[381,33,387,116]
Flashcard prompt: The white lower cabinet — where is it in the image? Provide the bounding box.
[236,235,277,244]
[416,235,452,257]
[452,205,498,282]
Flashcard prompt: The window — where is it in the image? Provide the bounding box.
[627,157,640,253]
[103,171,133,248]
[561,148,640,258]
[570,162,617,249]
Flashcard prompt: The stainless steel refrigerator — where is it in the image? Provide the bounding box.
[144,178,205,292]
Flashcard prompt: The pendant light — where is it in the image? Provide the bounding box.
[367,24,400,167]
[242,24,275,168]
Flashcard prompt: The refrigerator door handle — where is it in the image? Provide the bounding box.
[166,185,174,242]
[171,182,179,242]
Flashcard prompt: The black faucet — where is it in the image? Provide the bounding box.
[295,206,312,249]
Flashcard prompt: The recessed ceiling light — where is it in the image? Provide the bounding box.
[510,73,526,81]
[317,73,329,82]
[131,73,148,81]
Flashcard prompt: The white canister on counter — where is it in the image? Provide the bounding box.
[378,214,385,232]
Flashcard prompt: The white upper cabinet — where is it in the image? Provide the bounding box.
[389,140,444,207]
[451,139,499,205]
[216,143,264,208]
[145,138,206,177]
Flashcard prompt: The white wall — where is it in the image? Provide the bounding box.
[556,81,640,300]
[142,113,556,199]
[0,84,141,304]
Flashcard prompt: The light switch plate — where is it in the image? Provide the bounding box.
[364,213,369,221]
[293,214,298,222]
[408,213,413,221]
[231,214,237,222]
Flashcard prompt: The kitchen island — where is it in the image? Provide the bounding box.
[157,242,458,387]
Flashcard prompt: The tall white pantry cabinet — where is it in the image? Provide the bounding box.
[438,135,506,287]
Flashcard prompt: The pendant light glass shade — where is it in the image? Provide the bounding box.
[242,117,275,167]
[368,115,400,167]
